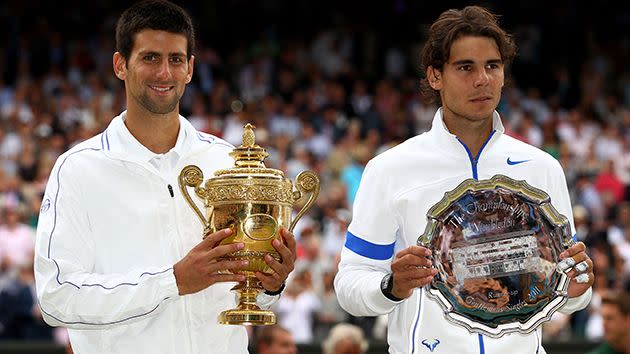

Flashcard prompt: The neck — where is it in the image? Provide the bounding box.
[124,106,180,154]
[443,113,494,158]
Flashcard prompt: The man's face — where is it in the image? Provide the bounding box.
[114,29,194,115]
[428,35,504,124]
[264,330,297,354]
[601,303,630,347]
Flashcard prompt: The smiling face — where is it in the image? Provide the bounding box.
[427,35,504,126]
[114,29,194,116]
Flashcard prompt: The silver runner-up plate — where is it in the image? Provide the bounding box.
[417,174,574,338]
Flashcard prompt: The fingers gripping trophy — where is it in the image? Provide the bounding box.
[178,124,320,325]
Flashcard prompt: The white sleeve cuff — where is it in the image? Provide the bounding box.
[165,268,182,298]
[256,292,280,309]
[558,287,592,314]
[366,273,403,313]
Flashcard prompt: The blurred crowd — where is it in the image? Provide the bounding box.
[0,1,629,351]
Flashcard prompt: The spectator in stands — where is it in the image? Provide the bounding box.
[315,269,348,342]
[256,325,298,354]
[0,204,35,272]
[0,261,52,340]
[322,323,369,354]
[275,267,321,344]
[588,291,630,354]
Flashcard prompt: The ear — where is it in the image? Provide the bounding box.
[113,52,127,80]
[185,55,195,84]
[426,66,442,90]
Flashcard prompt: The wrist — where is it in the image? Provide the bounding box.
[264,282,286,296]
[380,273,404,302]
[173,262,185,296]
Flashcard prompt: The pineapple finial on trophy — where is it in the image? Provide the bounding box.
[230,123,270,169]
[242,123,256,147]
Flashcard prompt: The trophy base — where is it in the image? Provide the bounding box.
[218,309,276,326]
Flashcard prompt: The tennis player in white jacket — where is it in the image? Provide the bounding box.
[34,1,295,353]
[335,6,593,354]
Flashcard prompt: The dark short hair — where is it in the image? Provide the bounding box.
[420,6,517,103]
[256,325,288,347]
[115,0,195,61]
[601,291,630,316]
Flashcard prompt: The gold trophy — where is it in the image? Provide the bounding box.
[178,123,320,325]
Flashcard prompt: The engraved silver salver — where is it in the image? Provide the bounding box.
[417,175,574,337]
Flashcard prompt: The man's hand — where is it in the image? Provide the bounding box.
[390,245,438,300]
[255,228,296,293]
[558,241,594,298]
[173,228,249,296]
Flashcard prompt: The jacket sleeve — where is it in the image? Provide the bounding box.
[34,151,180,329]
[334,159,402,316]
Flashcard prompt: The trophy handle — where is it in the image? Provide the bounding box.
[178,165,211,234]
[289,171,320,232]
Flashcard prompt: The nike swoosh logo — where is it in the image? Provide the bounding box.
[507,157,531,165]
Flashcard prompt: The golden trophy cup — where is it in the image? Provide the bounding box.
[178,123,320,325]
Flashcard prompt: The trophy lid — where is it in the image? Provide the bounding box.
[215,123,284,177]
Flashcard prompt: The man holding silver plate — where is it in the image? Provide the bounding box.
[335,5,593,354]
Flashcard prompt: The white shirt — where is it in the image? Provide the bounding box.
[335,109,592,354]
[275,290,321,344]
[34,112,277,354]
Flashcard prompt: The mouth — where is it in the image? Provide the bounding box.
[148,85,174,94]
[470,96,492,102]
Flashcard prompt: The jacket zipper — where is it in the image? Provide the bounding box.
[457,130,496,180]
[457,131,495,353]
[166,176,194,354]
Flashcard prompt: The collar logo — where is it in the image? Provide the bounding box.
[421,338,441,352]
[507,157,530,165]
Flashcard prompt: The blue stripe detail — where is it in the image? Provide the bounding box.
[457,130,496,180]
[572,234,578,242]
[411,289,422,354]
[105,129,110,150]
[478,334,485,354]
[344,231,395,260]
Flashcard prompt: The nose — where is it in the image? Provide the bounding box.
[155,60,172,81]
[473,68,490,87]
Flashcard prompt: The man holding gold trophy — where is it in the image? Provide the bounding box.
[335,6,594,354]
[32,1,308,353]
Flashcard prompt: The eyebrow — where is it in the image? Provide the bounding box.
[450,58,503,65]
[138,51,186,57]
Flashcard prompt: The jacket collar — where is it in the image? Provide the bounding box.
[429,107,504,156]
[100,111,220,164]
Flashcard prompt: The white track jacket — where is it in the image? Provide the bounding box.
[35,113,276,353]
[335,109,592,354]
